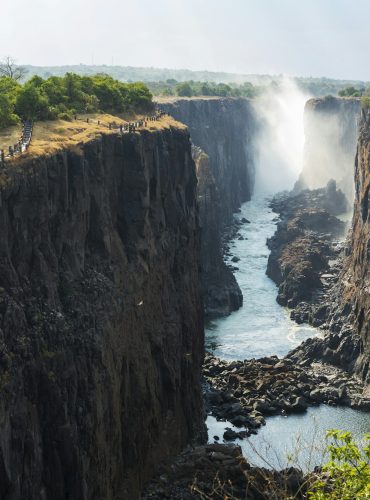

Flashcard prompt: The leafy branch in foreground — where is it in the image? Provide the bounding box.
[308,430,370,500]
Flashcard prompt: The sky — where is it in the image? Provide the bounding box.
[1,0,370,80]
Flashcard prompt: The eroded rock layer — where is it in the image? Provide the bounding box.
[0,127,204,499]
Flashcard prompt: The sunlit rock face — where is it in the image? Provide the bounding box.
[296,97,361,202]
[159,98,256,317]
[0,128,204,499]
[342,110,370,384]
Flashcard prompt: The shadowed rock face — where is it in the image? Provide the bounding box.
[295,97,361,201]
[159,98,256,317]
[0,128,204,499]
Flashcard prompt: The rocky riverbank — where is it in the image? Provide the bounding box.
[266,181,348,326]
[141,348,369,499]
[203,353,369,440]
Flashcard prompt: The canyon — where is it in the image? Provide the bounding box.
[0,92,369,499]
[159,98,256,318]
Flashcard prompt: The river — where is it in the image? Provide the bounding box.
[206,194,370,471]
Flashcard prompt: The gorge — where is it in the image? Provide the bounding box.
[0,88,369,500]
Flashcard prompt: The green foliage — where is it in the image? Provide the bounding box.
[15,83,50,120]
[0,93,20,128]
[175,82,194,97]
[0,73,154,129]
[338,86,362,97]
[308,430,370,500]
[148,79,259,98]
[362,96,370,109]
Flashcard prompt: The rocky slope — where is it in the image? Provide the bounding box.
[159,98,256,317]
[295,97,361,201]
[0,125,204,499]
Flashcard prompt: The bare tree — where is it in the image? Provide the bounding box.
[0,56,28,81]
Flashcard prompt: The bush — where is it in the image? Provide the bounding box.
[57,111,73,121]
[362,96,370,109]
[308,430,370,499]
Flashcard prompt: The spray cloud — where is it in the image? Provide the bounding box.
[252,78,311,194]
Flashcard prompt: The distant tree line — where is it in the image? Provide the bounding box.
[147,79,259,98]
[0,72,153,129]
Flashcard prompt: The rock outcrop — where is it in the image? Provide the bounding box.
[0,126,204,499]
[267,183,347,313]
[159,98,256,317]
[295,96,361,201]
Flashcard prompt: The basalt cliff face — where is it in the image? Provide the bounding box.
[295,97,361,200]
[286,111,370,387]
[342,111,370,383]
[0,126,204,499]
[159,98,256,317]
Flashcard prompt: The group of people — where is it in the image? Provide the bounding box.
[0,121,32,165]
[0,110,168,166]
[108,110,168,133]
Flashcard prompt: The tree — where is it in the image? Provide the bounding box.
[176,82,193,97]
[15,84,50,120]
[0,94,19,128]
[0,56,27,81]
[338,86,362,97]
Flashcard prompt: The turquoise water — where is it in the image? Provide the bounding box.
[206,194,370,469]
[206,194,319,360]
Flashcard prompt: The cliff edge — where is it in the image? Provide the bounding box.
[0,124,204,499]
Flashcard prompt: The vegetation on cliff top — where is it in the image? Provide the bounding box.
[0,72,153,129]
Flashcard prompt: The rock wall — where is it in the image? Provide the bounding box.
[342,110,370,384]
[0,127,204,499]
[287,112,370,385]
[295,97,361,201]
[159,98,255,317]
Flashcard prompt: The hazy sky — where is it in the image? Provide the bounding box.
[2,0,370,80]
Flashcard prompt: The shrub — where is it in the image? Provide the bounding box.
[57,111,73,121]
[308,430,370,499]
[362,96,370,109]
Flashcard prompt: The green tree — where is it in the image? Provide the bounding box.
[338,86,362,97]
[0,94,20,128]
[176,82,194,97]
[15,84,50,120]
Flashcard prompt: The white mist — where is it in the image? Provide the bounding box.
[252,78,311,194]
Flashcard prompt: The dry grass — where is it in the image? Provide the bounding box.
[2,113,185,163]
[0,124,23,151]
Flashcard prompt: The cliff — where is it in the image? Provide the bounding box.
[158,98,255,317]
[0,125,204,499]
[287,111,370,385]
[342,109,370,384]
[295,97,361,201]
